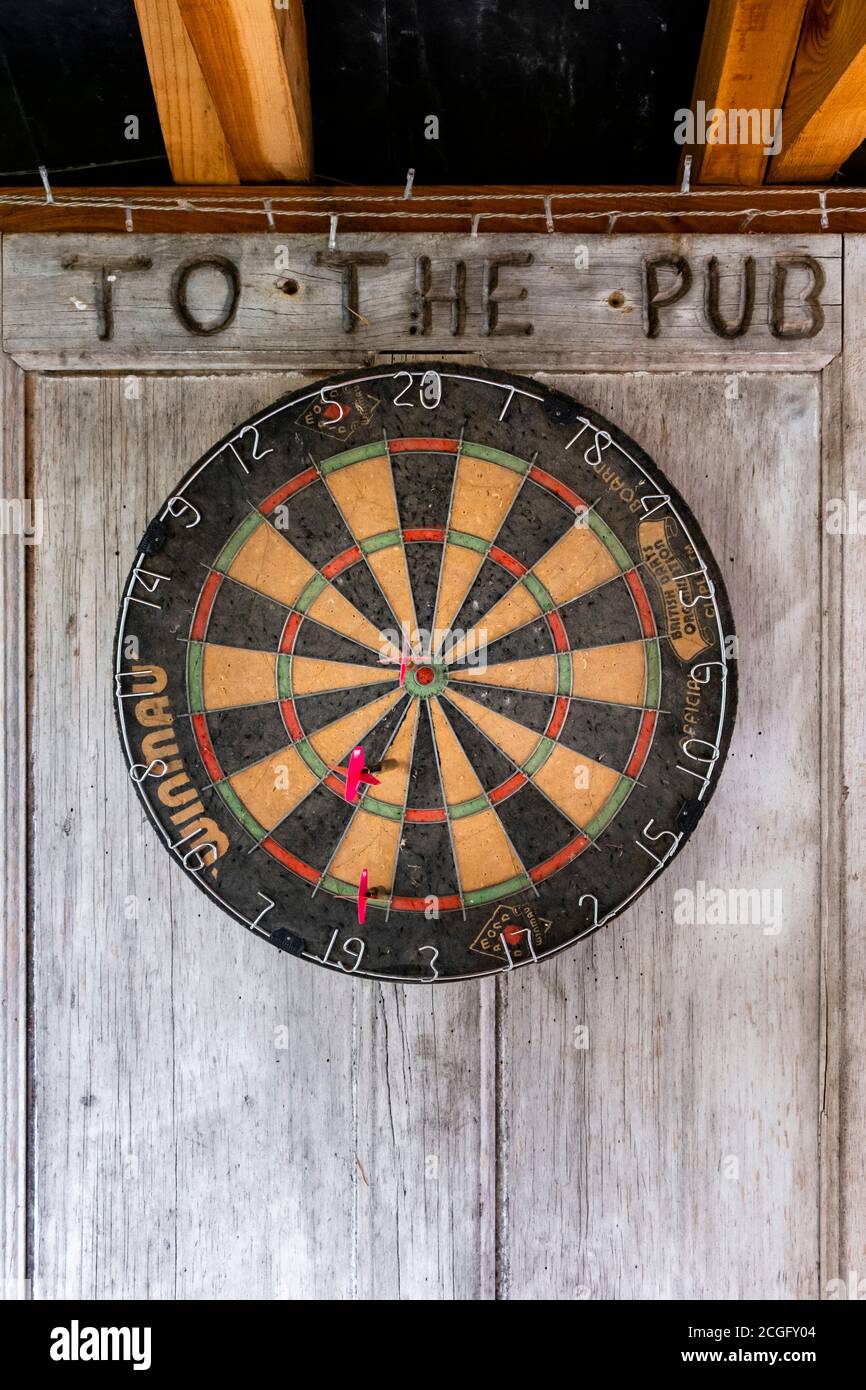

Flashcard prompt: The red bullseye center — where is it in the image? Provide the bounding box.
[416,665,435,685]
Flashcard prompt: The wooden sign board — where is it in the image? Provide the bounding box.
[2,233,841,370]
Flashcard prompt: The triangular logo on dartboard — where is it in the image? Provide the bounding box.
[470,904,553,962]
[295,385,380,442]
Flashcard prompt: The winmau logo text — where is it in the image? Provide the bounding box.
[50,1320,151,1371]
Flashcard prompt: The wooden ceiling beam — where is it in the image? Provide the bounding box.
[768,0,866,183]
[684,0,809,185]
[174,0,312,183]
[133,0,239,184]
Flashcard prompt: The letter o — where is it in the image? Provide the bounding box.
[171,256,240,336]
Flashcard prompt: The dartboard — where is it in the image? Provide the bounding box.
[115,364,736,982]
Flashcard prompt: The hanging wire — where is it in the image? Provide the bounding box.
[0,184,862,232]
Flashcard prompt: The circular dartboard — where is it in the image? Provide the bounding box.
[115,364,736,982]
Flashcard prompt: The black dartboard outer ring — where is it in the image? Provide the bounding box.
[114,363,737,983]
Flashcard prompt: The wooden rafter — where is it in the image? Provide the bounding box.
[684,0,809,185]
[769,0,866,183]
[133,0,239,184]
[174,0,312,182]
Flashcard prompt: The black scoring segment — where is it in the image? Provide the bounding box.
[451,554,519,639]
[390,448,457,529]
[495,480,572,569]
[330,561,396,641]
[439,697,516,791]
[366,697,415,769]
[281,480,355,570]
[558,698,643,770]
[268,783,355,871]
[407,705,445,809]
[561,574,644,651]
[494,781,577,868]
[205,576,289,651]
[205,704,292,779]
[293,620,386,667]
[294,684,404,740]
[478,615,554,665]
[405,541,445,647]
[450,684,554,735]
[391,822,461,903]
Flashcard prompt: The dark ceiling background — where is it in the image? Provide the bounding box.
[0,0,708,187]
[0,0,169,184]
[0,0,863,188]
[305,0,710,185]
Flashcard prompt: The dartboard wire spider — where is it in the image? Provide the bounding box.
[309,697,416,907]
[423,417,465,654]
[439,490,612,668]
[170,503,670,845]
[241,689,410,860]
[425,699,467,921]
[186,555,393,661]
[441,539,660,675]
[428,696,541,911]
[305,445,412,654]
[431,446,538,666]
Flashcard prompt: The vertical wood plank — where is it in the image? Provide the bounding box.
[0,345,27,1300]
[834,237,866,1293]
[353,983,488,1299]
[500,372,823,1299]
[28,373,357,1298]
[818,353,843,1294]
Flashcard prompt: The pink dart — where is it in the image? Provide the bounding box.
[358,868,369,925]
[344,746,365,802]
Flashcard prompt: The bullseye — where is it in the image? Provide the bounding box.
[403,659,447,698]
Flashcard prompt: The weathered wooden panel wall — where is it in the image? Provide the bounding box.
[2,231,862,1301]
